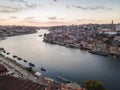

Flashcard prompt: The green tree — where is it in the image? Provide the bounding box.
[84,80,106,90]
[26,67,35,74]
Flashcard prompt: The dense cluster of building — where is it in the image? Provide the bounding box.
[0,25,39,37]
[44,21,120,57]
[46,81,86,90]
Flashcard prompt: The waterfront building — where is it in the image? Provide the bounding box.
[61,82,86,90]
[116,24,120,31]
[46,82,86,90]
[114,36,120,42]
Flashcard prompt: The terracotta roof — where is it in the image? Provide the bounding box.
[0,75,46,90]
[66,82,81,89]
[0,64,7,73]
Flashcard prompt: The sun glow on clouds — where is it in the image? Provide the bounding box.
[0,0,120,26]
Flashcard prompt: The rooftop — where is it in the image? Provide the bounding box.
[0,64,7,73]
[0,75,46,90]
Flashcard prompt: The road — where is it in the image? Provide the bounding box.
[0,55,47,85]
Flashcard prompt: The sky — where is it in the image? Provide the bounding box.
[0,0,120,26]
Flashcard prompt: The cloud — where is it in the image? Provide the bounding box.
[0,0,41,13]
[49,2,53,5]
[76,19,96,22]
[25,20,69,26]
[0,4,39,13]
[75,19,113,24]
[0,19,8,21]
[24,17,35,21]
[0,6,24,13]
[76,19,86,22]
[60,18,64,20]
[11,16,17,18]
[77,6,100,10]
[53,0,57,2]
[47,17,64,21]
[48,17,57,20]
[67,5,112,11]
[25,17,35,20]
[9,0,27,4]
[24,17,36,22]
[66,5,70,9]
[25,4,37,8]
[8,0,41,8]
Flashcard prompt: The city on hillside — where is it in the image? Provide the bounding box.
[0,0,120,90]
[43,22,120,57]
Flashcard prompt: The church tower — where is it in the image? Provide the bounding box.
[110,20,115,31]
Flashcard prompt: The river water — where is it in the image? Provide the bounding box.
[0,29,120,90]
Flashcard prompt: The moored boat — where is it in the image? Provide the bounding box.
[88,50,108,56]
[39,35,42,37]
[13,55,18,58]
[29,62,35,67]
[17,57,22,60]
[23,60,27,63]
[41,68,46,72]
[57,75,71,83]
[6,52,10,55]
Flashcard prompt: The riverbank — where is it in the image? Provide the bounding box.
[43,38,120,58]
[0,25,39,41]
[43,26,120,57]
[0,52,86,90]
[0,48,78,85]
[0,50,52,86]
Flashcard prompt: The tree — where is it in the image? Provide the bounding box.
[84,80,106,90]
[26,67,35,74]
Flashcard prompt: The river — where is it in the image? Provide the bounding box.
[0,29,120,90]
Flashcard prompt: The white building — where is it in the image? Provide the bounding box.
[116,24,120,31]
[104,32,117,35]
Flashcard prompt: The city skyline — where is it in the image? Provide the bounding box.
[0,0,120,26]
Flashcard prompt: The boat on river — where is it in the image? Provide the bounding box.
[88,50,108,56]
[57,75,72,83]
[41,68,46,72]
[29,62,35,67]
[6,52,10,55]
[17,57,22,60]
[13,55,18,58]
[23,60,27,63]
[39,35,42,37]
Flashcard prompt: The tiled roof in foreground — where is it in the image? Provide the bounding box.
[0,75,46,90]
[0,64,7,73]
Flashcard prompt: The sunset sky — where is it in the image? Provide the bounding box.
[0,0,120,26]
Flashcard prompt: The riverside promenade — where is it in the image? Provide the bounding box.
[0,55,47,85]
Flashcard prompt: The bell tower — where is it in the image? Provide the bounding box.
[110,20,115,31]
